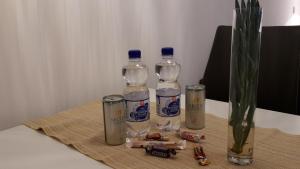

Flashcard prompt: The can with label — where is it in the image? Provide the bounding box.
[102,95,126,145]
[185,84,205,129]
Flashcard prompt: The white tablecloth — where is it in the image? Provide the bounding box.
[1,89,299,169]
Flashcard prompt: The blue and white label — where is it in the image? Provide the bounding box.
[125,98,150,122]
[156,95,180,117]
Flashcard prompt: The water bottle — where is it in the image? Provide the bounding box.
[155,47,181,133]
[122,50,150,138]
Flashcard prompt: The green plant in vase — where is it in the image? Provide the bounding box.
[227,0,262,165]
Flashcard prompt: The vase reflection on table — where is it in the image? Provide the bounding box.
[227,0,263,165]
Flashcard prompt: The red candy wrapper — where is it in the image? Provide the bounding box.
[179,131,205,143]
[145,132,169,141]
[194,146,210,166]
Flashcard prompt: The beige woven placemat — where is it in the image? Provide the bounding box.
[25,101,300,169]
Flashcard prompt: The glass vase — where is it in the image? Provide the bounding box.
[227,5,263,165]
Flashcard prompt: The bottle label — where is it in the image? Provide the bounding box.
[125,98,150,122]
[156,95,180,117]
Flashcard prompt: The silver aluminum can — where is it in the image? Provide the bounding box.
[102,95,126,145]
[185,84,205,129]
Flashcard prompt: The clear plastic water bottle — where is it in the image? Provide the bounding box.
[155,47,181,133]
[122,50,150,138]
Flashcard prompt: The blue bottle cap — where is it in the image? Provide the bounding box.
[161,47,173,56]
[128,50,141,59]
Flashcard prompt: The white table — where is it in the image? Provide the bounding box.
[1,89,300,169]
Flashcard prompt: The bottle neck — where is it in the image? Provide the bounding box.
[129,58,141,63]
[162,55,173,59]
[162,56,174,63]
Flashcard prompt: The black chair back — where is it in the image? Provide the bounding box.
[201,26,300,115]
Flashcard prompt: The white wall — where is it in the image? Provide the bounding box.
[297,0,300,15]
[0,0,297,130]
[143,0,234,88]
[260,0,296,26]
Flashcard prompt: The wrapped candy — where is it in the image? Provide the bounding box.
[178,131,205,143]
[145,145,176,158]
[126,138,186,150]
[194,146,210,166]
[199,158,210,166]
[145,132,169,141]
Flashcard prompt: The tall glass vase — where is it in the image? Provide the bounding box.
[227,2,262,165]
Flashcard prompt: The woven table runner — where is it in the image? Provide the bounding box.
[25,101,300,169]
